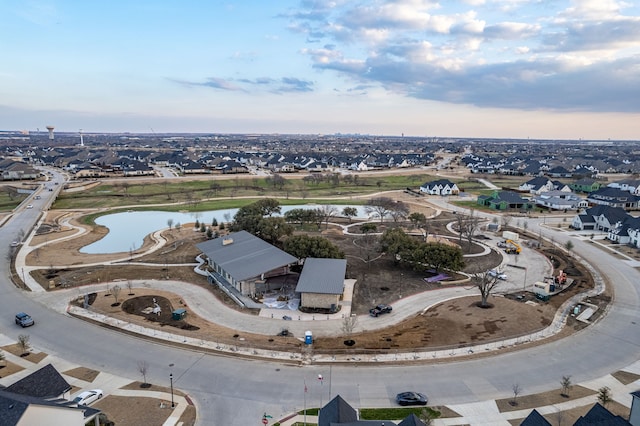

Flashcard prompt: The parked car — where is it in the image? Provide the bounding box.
[15,312,34,327]
[73,389,103,406]
[11,241,19,247]
[488,269,508,280]
[369,304,392,317]
[396,391,428,406]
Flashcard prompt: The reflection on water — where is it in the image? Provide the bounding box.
[81,205,368,254]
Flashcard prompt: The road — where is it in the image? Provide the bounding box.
[1,175,640,425]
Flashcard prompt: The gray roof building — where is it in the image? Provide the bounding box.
[295,258,347,295]
[196,230,297,282]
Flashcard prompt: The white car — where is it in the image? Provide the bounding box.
[72,389,103,406]
[26,204,33,209]
[488,269,508,280]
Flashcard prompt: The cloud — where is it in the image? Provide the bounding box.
[287,0,640,112]
[174,76,314,94]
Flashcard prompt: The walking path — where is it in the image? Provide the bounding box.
[9,203,640,425]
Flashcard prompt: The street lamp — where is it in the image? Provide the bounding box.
[170,373,175,408]
[318,374,324,413]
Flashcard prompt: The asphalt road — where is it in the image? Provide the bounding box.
[1,178,640,425]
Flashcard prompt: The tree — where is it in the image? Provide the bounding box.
[365,197,395,223]
[472,272,501,308]
[167,218,174,230]
[410,243,464,273]
[126,280,134,295]
[419,408,437,426]
[17,334,30,356]
[255,217,293,245]
[360,223,377,234]
[511,383,522,406]
[341,315,358,335]
[212,218,218,226]
[112,285,122,305]
[408,212,427,229]
[388,201,410,224]
[560,375,572,397]
[231,198,282,234]
[564,240,574,256]
[342,207,358,223]
[318,205,338,229]
[459,210,480,249]
[0,350,5,367]
[206,228,213,238]
[501,215,513,229]
[195,219,200,229]
[137,360,150,387]
[283,235,344,260]
[597,386,612,407]
[200,223,206,232]
[380,228,417,264]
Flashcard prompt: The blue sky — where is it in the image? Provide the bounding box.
[1,0,639,139]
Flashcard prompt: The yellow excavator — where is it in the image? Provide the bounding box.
[505,239,521,254]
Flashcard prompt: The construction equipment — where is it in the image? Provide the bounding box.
[504,239,521,254]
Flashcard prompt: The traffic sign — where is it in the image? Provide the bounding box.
[262,419,268,425]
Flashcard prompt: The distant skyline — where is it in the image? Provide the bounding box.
[1,1,639,140]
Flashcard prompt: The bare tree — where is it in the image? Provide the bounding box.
[126,280,134,295]
[365,197,395,223]
[137,360,150,387]
[0,350,6,366]
[341,315,358,335]
[419,408,436,426]
[560,375,572,397]
[511,383,522,406]
[112,285,122,305]
[17,334,30,356]
[501,215,513,229]
[318,205,338,229]
[167,218,174,230]
[459,210,481,249]
[388,201,410,224]
[472,272,501,308]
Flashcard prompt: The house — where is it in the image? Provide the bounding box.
[608,179,640,195]
[196,231,297,297]
[295,258,346,311]
[0,161,41,181]
[477,190,532,210]
[419,179,459,196]
[573,403,631,425]
[318,395,428,426]
[571,205,630,232]
[0,364,102,426]
[587,187,640,210]
[531,191,588,211]
[520,403,633,425]
[519,177,554,194]
[571,178,602,193]
[546,166,572,178]
[520,409,551,425]
[6,364,72,400]
[607,216,640,245]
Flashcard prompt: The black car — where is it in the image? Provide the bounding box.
[396,391,428,406]
[369,304,392,317]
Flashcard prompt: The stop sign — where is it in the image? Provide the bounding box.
[262,419,268,425]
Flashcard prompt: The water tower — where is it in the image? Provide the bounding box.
[46,126,55,140]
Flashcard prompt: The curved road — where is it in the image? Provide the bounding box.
[2,180,640,425]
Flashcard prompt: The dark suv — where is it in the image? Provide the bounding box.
[369,304,392,317]
[15,312,34,327]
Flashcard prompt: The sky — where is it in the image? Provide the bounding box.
[1,0,639,139]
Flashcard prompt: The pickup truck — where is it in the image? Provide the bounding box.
[369,304,392,317]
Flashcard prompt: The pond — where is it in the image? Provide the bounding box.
[81,205,370,254]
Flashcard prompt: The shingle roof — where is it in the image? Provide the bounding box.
[573,402,631,425]
[196,231,297,282]
[5,364,71,399]
[520,409,552,426]
[295,258,346,294]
